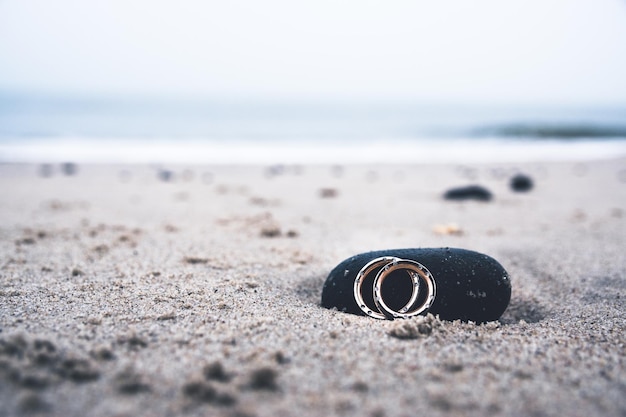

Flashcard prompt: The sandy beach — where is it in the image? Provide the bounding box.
[1,158,625,417]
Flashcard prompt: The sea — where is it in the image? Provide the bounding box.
[1,92,625,165]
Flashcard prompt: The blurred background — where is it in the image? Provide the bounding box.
[1,0,625,164]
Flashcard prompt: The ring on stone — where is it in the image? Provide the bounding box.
[323,248,511,323]
[373,259,436,319]
[354,257,407,319]
[353,256,433,319]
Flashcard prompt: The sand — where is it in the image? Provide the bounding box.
[0,159,625,417]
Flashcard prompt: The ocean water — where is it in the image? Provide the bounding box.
[1,93,625,164]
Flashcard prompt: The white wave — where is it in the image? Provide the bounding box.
[0,137,625,164]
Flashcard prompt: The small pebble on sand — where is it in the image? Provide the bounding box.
[510,173,534,192]
[443,185,493,202]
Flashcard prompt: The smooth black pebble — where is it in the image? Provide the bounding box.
[321,248,511,323]
[443,185,493,202]
[510,174,533,192]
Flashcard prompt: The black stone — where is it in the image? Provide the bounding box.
[510,174,534,192]
[321,248,511,323]
[443,185,493,202]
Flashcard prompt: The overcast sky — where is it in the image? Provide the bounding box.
[1,0,625,104]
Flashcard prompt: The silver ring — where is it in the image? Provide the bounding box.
[373,259,436,319]
[353,257,400,319]
[353,256,436,320]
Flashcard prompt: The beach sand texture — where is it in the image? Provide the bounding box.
[1,160,625,417]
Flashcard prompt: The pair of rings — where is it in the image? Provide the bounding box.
[353,257,437,319]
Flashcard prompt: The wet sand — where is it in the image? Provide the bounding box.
[1,160,625,417]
